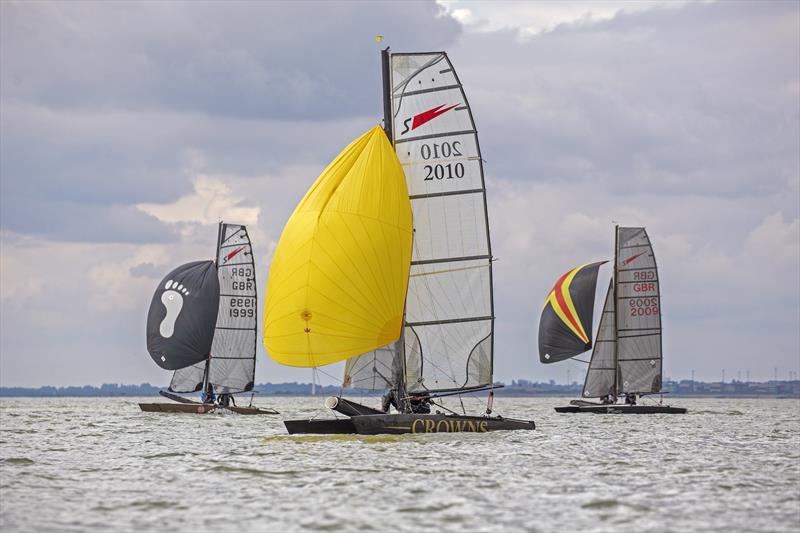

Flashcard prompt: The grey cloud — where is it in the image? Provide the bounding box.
[1,200,177,244]
[1,1,460,120]
[129,262,163,279]
[453,1,798,199]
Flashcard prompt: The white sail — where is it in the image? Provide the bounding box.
[615,227,662,394]
[582,280,616,398]
[390,52,493,393]
[168,224,257,394]
[209,223,257,393]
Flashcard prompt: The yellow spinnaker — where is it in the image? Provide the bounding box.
[264,126,413,367]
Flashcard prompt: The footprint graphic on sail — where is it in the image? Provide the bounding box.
[160,279,190,338]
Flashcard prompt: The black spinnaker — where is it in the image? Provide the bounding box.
[146,261,219,371]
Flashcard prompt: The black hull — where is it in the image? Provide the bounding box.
[554,404,687,414]
[284,413,535,435]
[284,418,357,434]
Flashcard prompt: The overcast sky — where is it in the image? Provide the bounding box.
[1,0,798,388]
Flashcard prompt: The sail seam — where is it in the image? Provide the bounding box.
[393,84,461,98]
[409,188,484,200]
[406,316,492,327]
[395,130,476,144]
[411,254,490,266]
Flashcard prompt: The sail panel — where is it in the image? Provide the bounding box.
[404,321,492,393]
[582,279,616,398]
[146,260,220,370]
[616,227,662,394]
[169,361,205,393]
[343,342,402,390]
[264,126,413,367]
[207,223,257,393]
[391,52,494,393]
[538,261,607,363]
[398,134,483,196]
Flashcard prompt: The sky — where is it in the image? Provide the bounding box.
[1,0,798,388]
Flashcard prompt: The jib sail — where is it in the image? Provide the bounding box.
[582,279,616,398]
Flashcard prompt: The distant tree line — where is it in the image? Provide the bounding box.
[1,379,798,397]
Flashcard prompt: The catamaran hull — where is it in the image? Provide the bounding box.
[138,403,278,415]
[352,414,535,434]
[284,414,535,435]
[554,405,687,414]
[284,418,357,434]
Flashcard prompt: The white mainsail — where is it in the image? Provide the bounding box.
[615,227,662,394]
[169,223,257,394]
[390,52,494,393]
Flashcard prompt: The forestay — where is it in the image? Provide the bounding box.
[582,280,616,398]
[616,227,662,394]
[390,52,493,393]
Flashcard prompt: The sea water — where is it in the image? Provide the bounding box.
[1,396,798,532]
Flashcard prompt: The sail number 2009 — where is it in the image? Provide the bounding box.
[629,297,659,317]
[420,141,465,181]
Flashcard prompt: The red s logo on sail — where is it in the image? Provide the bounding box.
[223,247,245,264]
[400,104,459,135]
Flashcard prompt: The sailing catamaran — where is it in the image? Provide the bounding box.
[263,49,535,434]
[539,226,686,414]
[140,222,277,415]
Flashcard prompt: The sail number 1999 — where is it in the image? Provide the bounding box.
[229,297,254,318]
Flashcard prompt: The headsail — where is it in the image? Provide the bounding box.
[582,279,616,398]
[538,261,607,363]
[615,227,662,394]
[389,52,493,393]
[342,341,403,390]
[264,126,413,367]
[146,261,220,371]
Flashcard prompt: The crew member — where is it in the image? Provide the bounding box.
[408,393,432,414]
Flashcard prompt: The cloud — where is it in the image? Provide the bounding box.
[137,175,260,227]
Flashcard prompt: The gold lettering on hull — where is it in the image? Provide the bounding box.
[410,418,490,433]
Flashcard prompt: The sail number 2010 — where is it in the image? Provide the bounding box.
[421,141,466,181]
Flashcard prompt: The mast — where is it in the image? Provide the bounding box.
[202,221,223,397]
[612,224,619,398]
[381,47,393,142]
[382,47,410,413]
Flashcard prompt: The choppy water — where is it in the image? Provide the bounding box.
[1,396,798,532]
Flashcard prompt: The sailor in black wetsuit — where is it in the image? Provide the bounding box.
[408,393,431,414]
[625,394,637,405]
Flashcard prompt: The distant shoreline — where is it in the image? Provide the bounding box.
[1,380,798,399]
